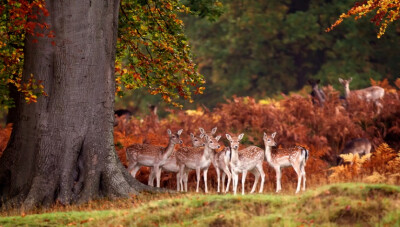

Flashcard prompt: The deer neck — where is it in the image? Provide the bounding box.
[203,145,212,160]
[162,141,176,160]
[344,85,351,98]
[264,145,273,163]
[230,147,239,164]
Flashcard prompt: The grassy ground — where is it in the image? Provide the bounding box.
[1,183,400,226]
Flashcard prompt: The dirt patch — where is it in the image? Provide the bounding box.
[209,217,233,227]
[365,186,399,199]
[329,203,384,226]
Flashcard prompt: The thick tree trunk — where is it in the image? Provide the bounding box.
[0,0,159,210]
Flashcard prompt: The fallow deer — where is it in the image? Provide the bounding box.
[147,133,205,190]
[337,138,371,165]
[263,132,309,193]
[226,133,265,195]
[176,133,221,193]
[308,79,326,107]
[125,129,183,187]
[338,78,385,113]
[199,127,232,193]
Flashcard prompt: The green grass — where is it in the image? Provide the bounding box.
[1,183,400,226]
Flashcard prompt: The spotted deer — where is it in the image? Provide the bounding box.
[226,133,265,195]
[339,78,385,113]
[263,132,309,193]
[125,129,183,187]
[337,138,371,165]
[199,127,232,193]
[176,133,221,193]
[147,133,205,190]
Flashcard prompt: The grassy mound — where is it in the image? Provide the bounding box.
[1,183,399,226]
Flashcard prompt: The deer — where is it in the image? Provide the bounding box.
[338,77,385,114]
[199,127,232,193]
[176,133,221,193]
[147,133,205,190]
[263,132,309,194]
[226,133,265,195]
[216,147,232,193]
[308,79,326,107]
[337,138,372,165]
[125,129,183,187]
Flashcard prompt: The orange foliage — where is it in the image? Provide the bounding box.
[330,143,400,184]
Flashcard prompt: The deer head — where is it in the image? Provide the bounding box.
[190,133,205,147]
[263,132,277,147]
[167,129,183,144]
[225,133,244,151]
[204,134,221,150]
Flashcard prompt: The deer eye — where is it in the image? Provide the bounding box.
[267,139,271,142]
[194,139,198,141]
[210,141,213,143]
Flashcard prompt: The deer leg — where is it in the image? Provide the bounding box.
[375,101,383,114]
[175,171,180,191]
[155,165,162,188]
[301,164,306,191]
[275,167,282,193]
[224,168,232,193]
[178,164,185,192]
[129,165,141,179]
[241,170,248,195]
[221,172,226,193]
[232,171,238,195]
[148,167,155,186]
[257,164,265,193]
[250,169,259,194]
[203,168,209,193]
[183,170,189,192]
[215,167,221,193]
[292,164,302,194]
[196,167,201,193]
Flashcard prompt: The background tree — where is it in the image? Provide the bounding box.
[176,0,400,108]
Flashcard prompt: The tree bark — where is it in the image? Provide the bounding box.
[0,0,159,210]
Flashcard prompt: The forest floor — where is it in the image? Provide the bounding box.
[0,183,399,226]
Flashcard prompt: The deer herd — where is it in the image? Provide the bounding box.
[124,78,384,195]
[126,127,310,195]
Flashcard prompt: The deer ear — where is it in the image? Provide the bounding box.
[215,135,221,141]
[190,133,194,139]
[226,134,232,140]
[199,128,205,134]
[263,132,267,138]
[238,133,244,140]
[272,132,277,138]
[211,127,217,135]
[167,129,172,135]
[177,129,183,135]
[338,78,343,83]
[200,133,205,138]
[205,135,209,140]
[349,77,353,82]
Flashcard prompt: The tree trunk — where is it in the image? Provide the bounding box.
[0,0,158,210]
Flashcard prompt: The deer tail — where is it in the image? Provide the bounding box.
[299,146,309,164]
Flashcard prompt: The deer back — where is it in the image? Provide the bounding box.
[354,86,384,101]
[341,138,371,156]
